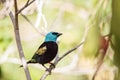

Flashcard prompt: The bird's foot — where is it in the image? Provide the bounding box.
[49,63,55,69]
[45,63,55,74]
[42,64,52,74]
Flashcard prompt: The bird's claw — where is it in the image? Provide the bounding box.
[46,63,55,75]
[49,63,55,69]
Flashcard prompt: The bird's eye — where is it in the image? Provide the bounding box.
[52,32,58,35]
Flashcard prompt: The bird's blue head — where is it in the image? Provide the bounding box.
[45,32,62,42]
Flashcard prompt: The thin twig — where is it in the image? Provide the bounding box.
[9,12,15,26]
[40,42,84,80]
[92,53,105,80]
[20,13,45,36]
[19,0,46,36]
[21,13,34,27]
[26,0,30,5]
[57,42,84,63]
[17,0,36,14]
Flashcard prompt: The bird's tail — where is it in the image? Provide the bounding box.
[19,61,31,67]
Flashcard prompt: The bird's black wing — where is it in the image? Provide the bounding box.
[27,43,47,63]
[27,42,58,64]
[35,44,47,55]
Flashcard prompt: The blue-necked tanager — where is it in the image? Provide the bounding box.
[20,32,62,71]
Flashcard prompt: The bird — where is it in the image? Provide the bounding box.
[20,32,62,71]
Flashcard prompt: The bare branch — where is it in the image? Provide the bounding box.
[7,0,32,80]
[40,42,84,80]
[40,72,49,80]
[9,12,15,26]
[20,13,45,36]
[26,0,30,5]
[21,13,34,26]
[17,0,36,14]
[58,42,84,63]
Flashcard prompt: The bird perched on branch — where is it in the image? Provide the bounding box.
[20,32,62,71]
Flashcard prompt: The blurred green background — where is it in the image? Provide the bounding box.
[1,0,119,80]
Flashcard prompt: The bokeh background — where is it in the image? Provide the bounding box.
[0,0,120,80]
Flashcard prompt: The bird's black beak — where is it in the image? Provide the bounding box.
[57,33,62,36]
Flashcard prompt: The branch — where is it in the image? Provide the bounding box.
[17,0,36,14]
[40,41,84,80]
[57,42,84,63]
[20,13,45,36]
[7,0,32,80]
[20,0,47,35]
[21,13,34,26]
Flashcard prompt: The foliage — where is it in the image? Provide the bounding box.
[111,0,120,80]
